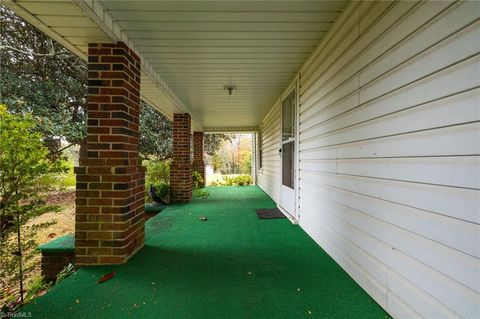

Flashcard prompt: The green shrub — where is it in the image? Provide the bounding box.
[193,188,210,199]
[192,170,204,189]
[232,175,253,186]
[144,160,170,185]
[192,170,209,199]
[55,263,75,284]
[222,175,234,186]
[144,160,170,203]
[0,104,64,307]
[43,159,75,189]
[24,275,51,302]
[212,174,253,187]
[60,160,76,187]
[148,180,169,204]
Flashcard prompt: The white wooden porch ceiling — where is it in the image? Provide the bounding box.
[6,0,347,129]
[100,1,346,128]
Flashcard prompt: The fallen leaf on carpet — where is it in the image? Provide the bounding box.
[98,271,116,283]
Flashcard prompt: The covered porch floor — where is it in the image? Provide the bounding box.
[24,186,387,318]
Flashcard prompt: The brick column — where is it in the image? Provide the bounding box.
[74,42,145,265]
[192,132,205,188]
[41,251,75,282]
[170,113,193,203]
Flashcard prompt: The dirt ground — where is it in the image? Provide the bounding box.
[27,188,76,244]
[1,189,76,309]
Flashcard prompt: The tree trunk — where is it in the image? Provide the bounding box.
[16,213,24,304]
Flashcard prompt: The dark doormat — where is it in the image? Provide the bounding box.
[255,207,286,219]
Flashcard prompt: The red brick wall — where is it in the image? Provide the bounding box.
[41,252,75,282]
[192,132,205,188]
[170,113,193,202]
[75,42,145,265]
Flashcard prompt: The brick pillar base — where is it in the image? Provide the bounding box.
[170,113,193,203]
[75,42,145,265]
[192,132,205,188]
[41,251,75,282]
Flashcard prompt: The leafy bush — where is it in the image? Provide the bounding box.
[193,188,210,199]
[36,158,75,190]
[0,105,64,309]
[192,170,209,199]
[222,176,234,186]
[148,180,169,204]
[192,171,204,189]
[211,175,253,187]
[232,175,253,186]
[59,160,76,188]
[55,263,75,284]
[223,175,253,186]
[144,160,170,204]
[24,275,51,302]
[144,160,170,184]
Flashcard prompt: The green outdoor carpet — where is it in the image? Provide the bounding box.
[23,186,389,319]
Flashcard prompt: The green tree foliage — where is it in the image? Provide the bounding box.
[204,133,235,172]
[139,102,172,160]
[0,6,174,159]
[204,133,233,157]
[211,134,252,174]
[0,6,87,154]
[144,160,170,204]
[0,105,64,309]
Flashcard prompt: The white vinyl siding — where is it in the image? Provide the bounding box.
[257,99,282,202]
[259,1,480,318]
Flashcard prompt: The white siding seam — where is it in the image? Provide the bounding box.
[299,179,480,258]
[300,1,363,78]
[385,266,391,314]
[300,54,480,137]
[299,86,480,145]
[300,153,480,160]
[301,203,478,318]
[299,117,480,148]
[300,2,473,114]
[300,172,480,225]
[300,220,389,307]
[301,0,447,104]
[357,53,480,107]
[300,2,388,100]
[358,17,480,90]
[299,168,479,191]
[299,121,480,154]
[301,0,411,103]
[300,193,479,295]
